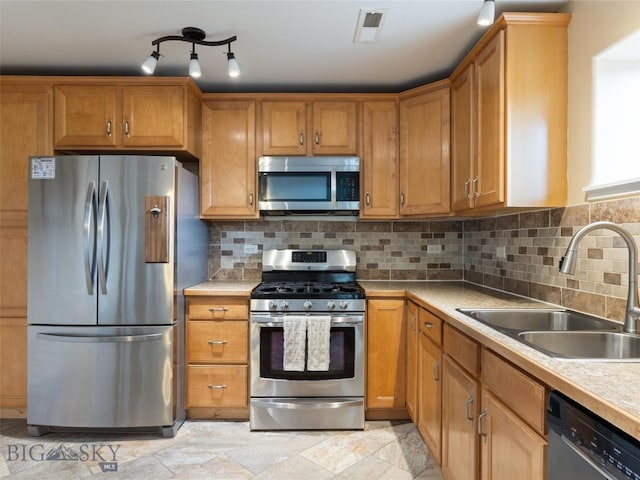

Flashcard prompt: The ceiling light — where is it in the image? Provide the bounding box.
[141,27,239,79]
[141,48,160,74]
[189,51,202,78]
[477,0,495,26]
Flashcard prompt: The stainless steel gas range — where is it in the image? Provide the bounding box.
[249,249,365,430]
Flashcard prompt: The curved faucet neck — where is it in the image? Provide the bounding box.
[561,221,639,334]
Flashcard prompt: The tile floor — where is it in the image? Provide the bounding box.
[0,419,443,479]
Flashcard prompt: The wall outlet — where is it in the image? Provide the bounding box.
[244,244,258,255]
[496,246,507,259]
[427,244,441,254]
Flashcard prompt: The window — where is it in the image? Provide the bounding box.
[585,29,640,201]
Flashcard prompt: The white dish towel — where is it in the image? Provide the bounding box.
[306,316,332,371]
[283,316,306,371]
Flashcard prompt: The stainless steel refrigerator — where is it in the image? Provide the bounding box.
[27,155,207,437]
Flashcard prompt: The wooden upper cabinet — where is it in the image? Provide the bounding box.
[361,101,399,218]
[450,13,570,213]
[399,82,450,216]
[200,100,258,219]
[53,82,201,157]
[260,100,357,155]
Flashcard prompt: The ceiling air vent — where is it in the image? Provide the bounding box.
[353,8,388,43]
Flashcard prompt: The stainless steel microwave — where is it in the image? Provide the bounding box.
[258,156,360,215]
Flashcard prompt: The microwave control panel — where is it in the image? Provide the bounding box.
[336,173,359,201]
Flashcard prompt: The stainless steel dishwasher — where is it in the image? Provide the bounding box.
[547,391,640,479]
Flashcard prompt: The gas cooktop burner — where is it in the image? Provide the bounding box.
[252,281,365,299]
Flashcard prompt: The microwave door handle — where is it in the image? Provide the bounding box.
[331,168,337,205]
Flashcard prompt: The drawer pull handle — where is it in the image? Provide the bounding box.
[207,384,228,390]
[424,322,433,329]
[208,340,228,345]
[208,307,229,312]
[465,396,475,421]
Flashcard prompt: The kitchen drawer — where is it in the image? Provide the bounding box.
[482,349,546,435]
[444,324,479,377]
[187,321,248,364]
[187,365,248,408]
[419,308,443,345]
[188,297,248,320]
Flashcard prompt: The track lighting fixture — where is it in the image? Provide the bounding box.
[141,27,239,78]
[477,0,495,26]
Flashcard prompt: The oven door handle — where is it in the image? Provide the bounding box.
[251,398,364,410]
[251,317,363,327]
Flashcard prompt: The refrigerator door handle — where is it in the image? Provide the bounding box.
[83,181,97,295]
[36,332,163,343]
[97,180,112,295]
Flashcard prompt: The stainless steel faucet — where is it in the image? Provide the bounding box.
[559,221,640,334]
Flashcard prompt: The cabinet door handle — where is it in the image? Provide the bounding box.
[314,130,320,145]
[208,307,229,312]
[106,119,112,138]
[299,132,304,146]
[207,340,228,345]
[472,176,479,199]
[400,193,405,206]
[410,314,417,332]
[432,360,441,381]
[463,179,470,199]
[424,321,433,329]
[124,120,130,138]
[465,396,475,421]
[249,192,254,206]
[207,384,228,390]
[365,192,371,206]
[478,408,487,441]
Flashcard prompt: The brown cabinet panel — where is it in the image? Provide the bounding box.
[186,365,248,408]
[405,301,419,422]
[419,307,443,345]
[201,100,257,218]
[479,390,546,480]
[361,101,399,218]
[418,331,442,464]
[187,321,248,364]
[311,101,357,154]
[450,64,474,212]
[0,318,27,412]
[444,324,480,377]
[366,299,406,410]
[187,297,248,320]
[441,354,479,480]
[121,85,184,146]
[261,101,306,155]
[399,84,450,216]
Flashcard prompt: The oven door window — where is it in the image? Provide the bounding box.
[259,326,355,380]
[259,172,330,202]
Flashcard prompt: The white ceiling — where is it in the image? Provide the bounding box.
[0,0,568,93]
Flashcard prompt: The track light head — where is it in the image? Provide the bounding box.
[189,51,202,78]
[227,52,240,78]
[141,49,160,74]
[477,0,495,26]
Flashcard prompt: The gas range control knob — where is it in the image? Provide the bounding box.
[269,301,278,310]
[327,301,336,310]
[339,301,349,310]
[280,301,289,310]
[304,301,313,310]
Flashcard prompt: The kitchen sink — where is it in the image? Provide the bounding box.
[456,308,640,361]
[519,331,640,361]
[457,308,621,333]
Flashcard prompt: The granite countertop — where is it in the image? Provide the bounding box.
[185,279,640,441]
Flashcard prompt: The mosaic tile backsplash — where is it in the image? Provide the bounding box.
[207,196,640,323]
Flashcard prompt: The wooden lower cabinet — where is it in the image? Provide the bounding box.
[366,299,407,418]
[479,390,546,480]
[405,301,419,422]
[441,355,479,480]
[187,365,248,408]
[185,296,249,419]
[418,330,442,463]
